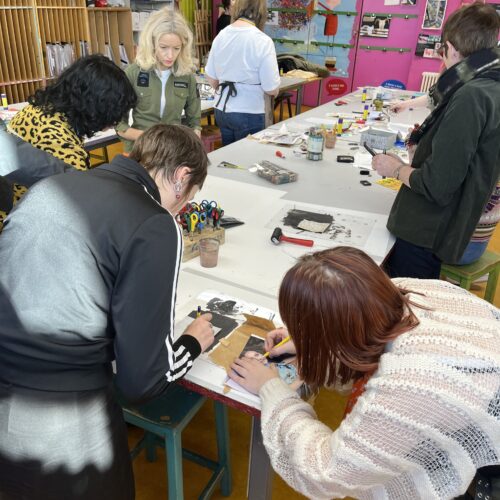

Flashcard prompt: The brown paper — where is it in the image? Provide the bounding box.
[208,314,276,372]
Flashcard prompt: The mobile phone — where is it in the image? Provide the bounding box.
[360,180,372,186]
[363,142,377,157]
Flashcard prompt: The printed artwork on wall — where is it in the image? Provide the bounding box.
[265,0,358,79]
[401,0,416,5]
[360,14,391,38]
[267,10,279,25]
[422,0,447,29]
[415,33,442,58]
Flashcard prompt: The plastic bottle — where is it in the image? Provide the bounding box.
[362,104,370,121]
[336,117,344,135]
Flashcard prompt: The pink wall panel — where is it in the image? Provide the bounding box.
[212,0,221,38]
[352,0,420,90]
[352,49,412,88]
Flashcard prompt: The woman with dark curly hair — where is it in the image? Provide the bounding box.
[0,54,136,232]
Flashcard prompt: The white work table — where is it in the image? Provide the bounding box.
[205,90,429,212]
[175,89,430,498]
[182,89,429,296]
[175,271,278,499]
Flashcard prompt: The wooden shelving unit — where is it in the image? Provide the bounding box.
[0,1,135,104]
[87,7,134,69]
[0,0,89,104]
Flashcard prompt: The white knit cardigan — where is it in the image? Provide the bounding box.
[259,279,500,499]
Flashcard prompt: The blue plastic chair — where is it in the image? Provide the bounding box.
[120,384,232,500]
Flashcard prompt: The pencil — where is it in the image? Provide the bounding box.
[196,305,201,318]
[263,336,291,358]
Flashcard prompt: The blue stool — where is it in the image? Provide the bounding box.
[120,384,232,499]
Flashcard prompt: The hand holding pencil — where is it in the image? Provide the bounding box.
[264,327,296,358]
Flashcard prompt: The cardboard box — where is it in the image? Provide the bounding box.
[131,11,140,31]
[139,11,150,30]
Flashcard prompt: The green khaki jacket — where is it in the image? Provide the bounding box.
[387,77,500,264]
[116,63,201,152]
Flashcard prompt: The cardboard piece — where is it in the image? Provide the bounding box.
[209,314,276,372]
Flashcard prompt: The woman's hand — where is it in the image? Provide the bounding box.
[264,327,296,357]
[388,100,410,114]
[183,313,214,352]
[229,357,278,394]
[372,153,405,178]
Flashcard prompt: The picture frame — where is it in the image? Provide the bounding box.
[360,14,391,39]
[422,0,447,30]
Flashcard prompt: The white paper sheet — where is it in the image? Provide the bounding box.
[353,151,374,170]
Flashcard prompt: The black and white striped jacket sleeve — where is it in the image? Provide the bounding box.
[112,212,201,403]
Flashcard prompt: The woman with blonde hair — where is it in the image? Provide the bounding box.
[205,0,280,145]
[116,8,201,152]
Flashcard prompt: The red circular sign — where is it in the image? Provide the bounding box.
[326,78,348,96]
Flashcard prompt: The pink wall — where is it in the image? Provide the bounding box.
[352,0,421,90]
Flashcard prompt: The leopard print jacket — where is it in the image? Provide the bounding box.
[0,105,90,233]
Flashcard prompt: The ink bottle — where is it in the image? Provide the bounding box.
[307,127,324,161]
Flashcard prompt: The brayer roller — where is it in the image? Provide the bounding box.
[271,227,314,247]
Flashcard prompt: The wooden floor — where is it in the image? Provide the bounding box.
[101,106,500,500]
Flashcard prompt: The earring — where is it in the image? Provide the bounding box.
[174,180,182,200]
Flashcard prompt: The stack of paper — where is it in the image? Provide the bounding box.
[46,43,75,77]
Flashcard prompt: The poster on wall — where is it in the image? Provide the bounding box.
[415,33,442,58]
[401,0,416,5]
[267,10,279,26]
[360,14,391,38]
[422,0,447,29]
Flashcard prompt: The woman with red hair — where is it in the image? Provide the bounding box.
[230,246,500,499]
